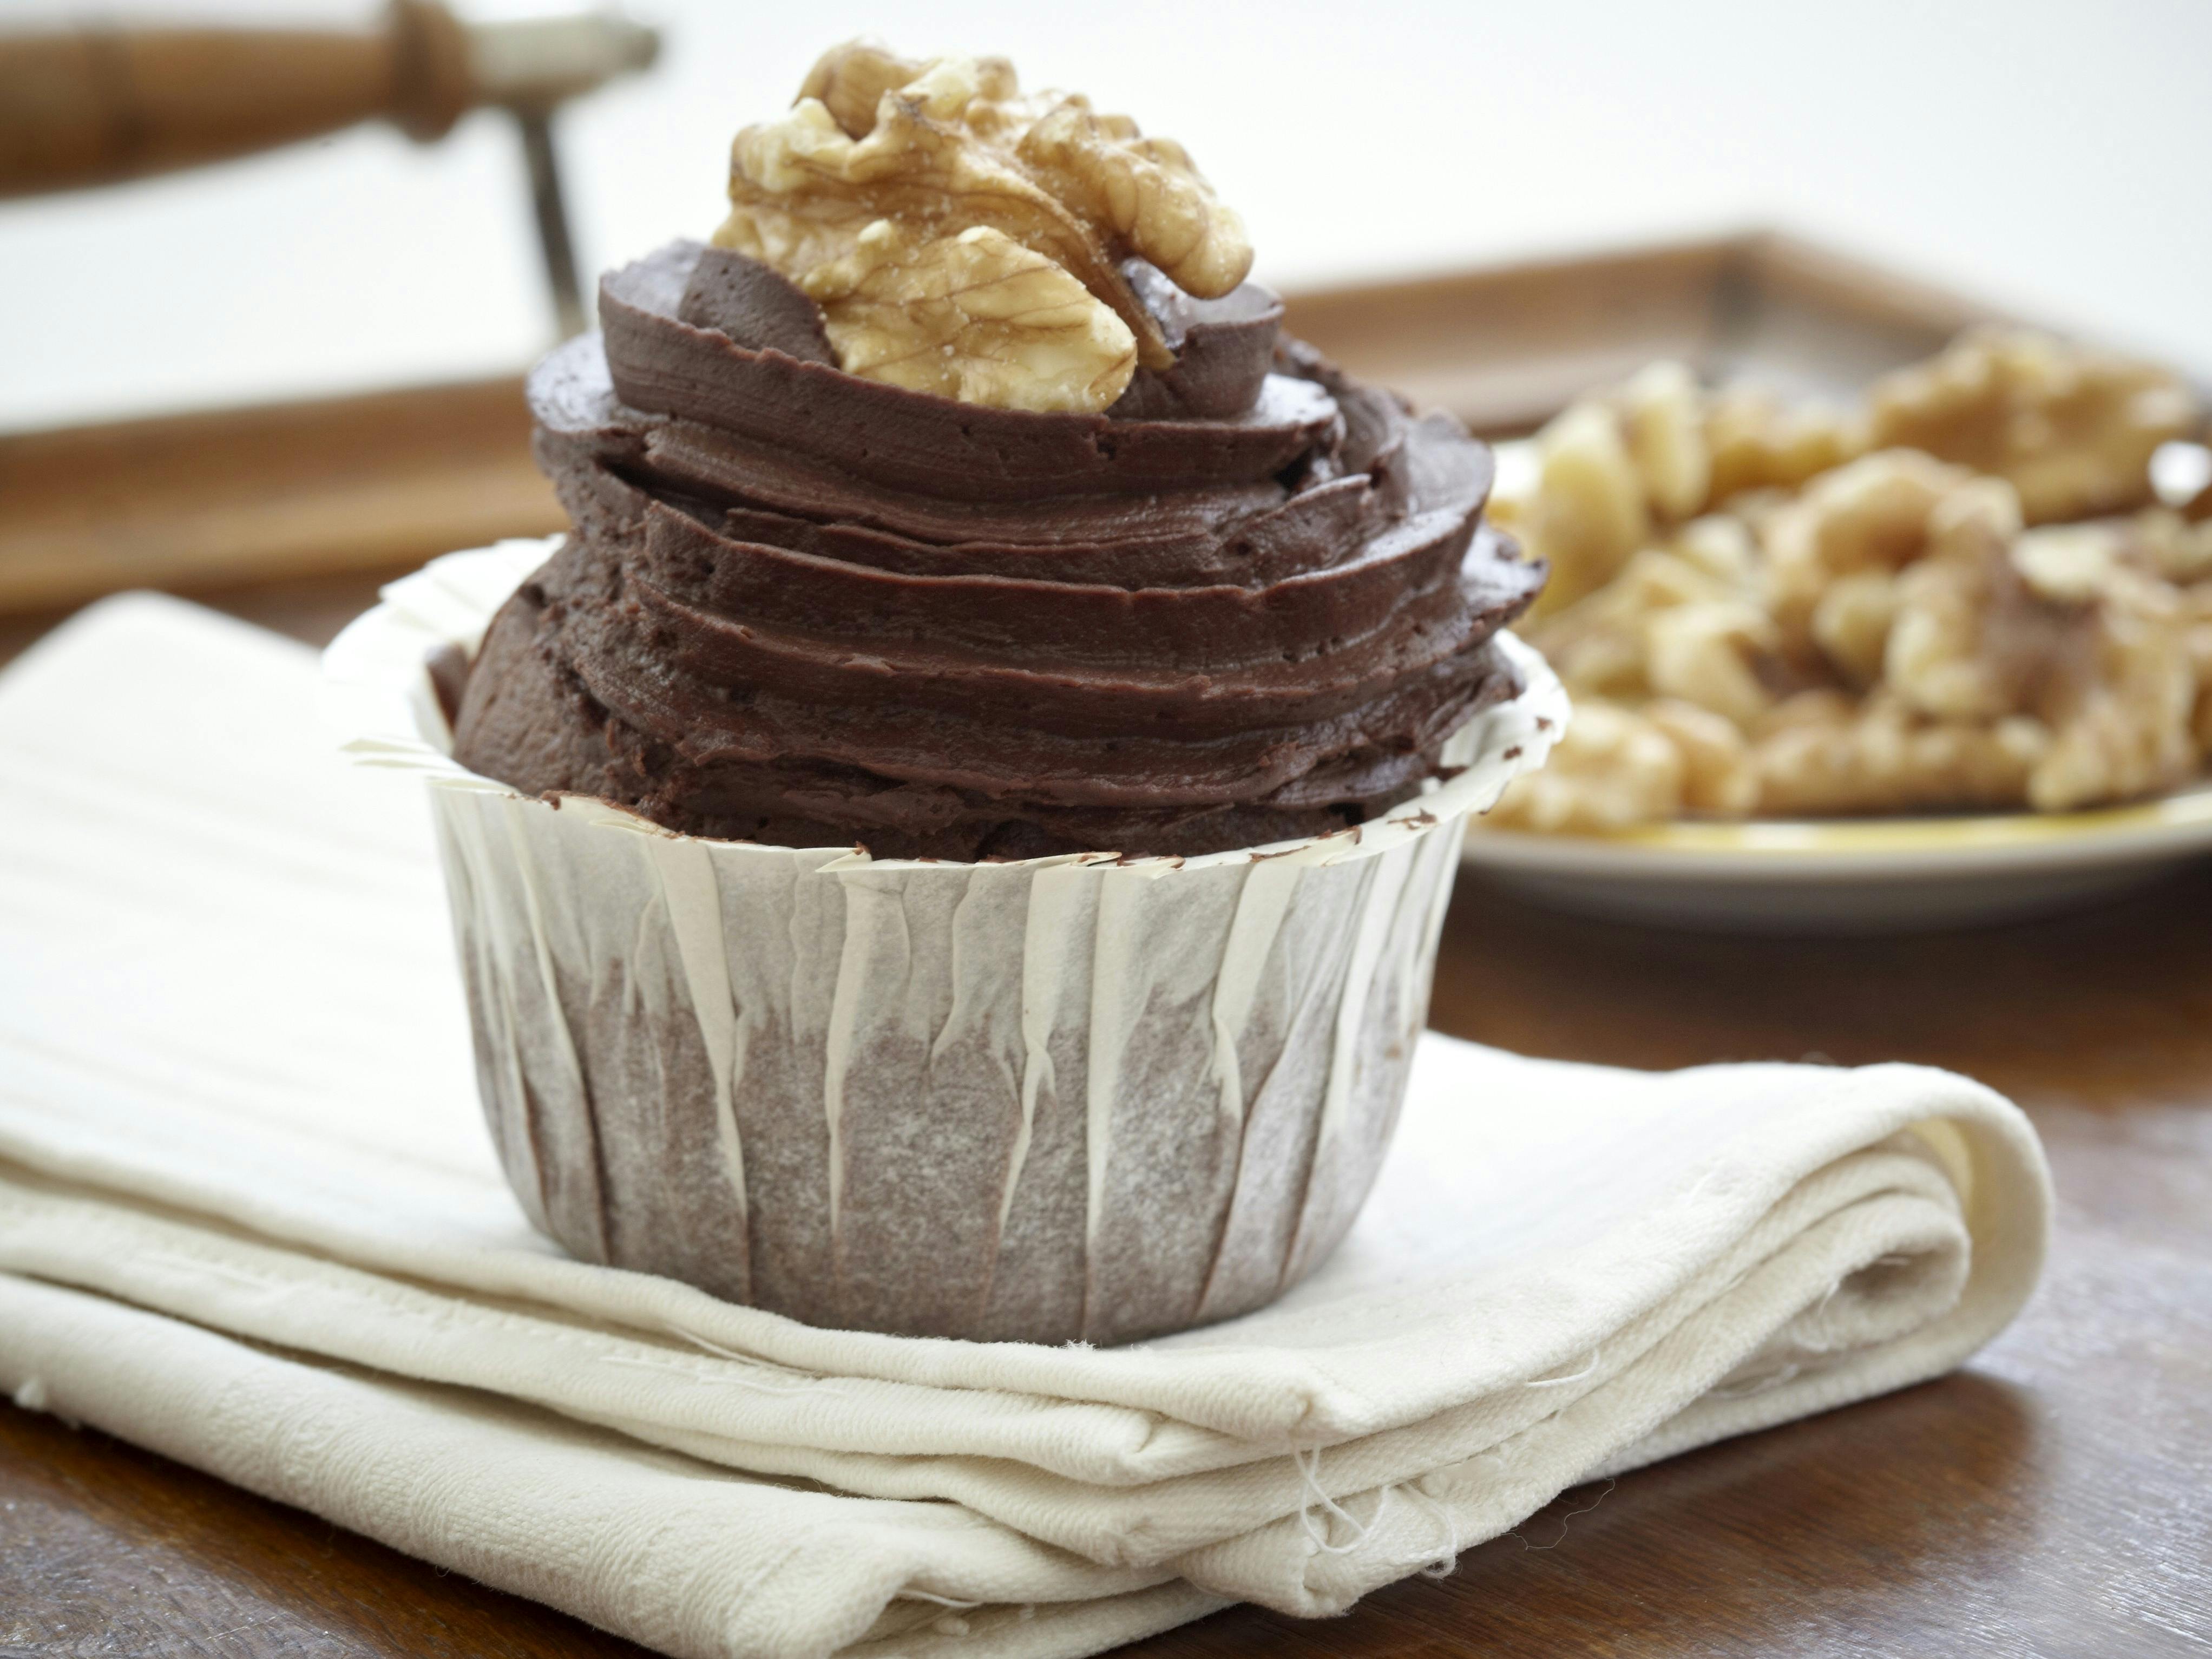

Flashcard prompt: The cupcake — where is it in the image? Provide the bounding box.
[336,42,1554,1343]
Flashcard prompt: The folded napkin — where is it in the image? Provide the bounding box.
[0,596,2051,1659]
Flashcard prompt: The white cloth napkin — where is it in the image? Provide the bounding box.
[0,595,2051,1659]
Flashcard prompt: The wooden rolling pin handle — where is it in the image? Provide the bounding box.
[0,1,474,200]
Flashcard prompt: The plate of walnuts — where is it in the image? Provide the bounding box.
[1467,328,2212,932]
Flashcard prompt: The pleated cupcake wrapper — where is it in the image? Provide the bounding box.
[323,540,1568,1342]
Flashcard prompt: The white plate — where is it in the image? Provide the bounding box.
[1460,788,2212,933]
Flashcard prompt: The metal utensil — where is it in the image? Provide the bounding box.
[0,2,659,337]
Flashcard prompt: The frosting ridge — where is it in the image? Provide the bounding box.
[452,240,1543,859]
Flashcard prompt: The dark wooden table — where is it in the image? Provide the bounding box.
[3,583,2208,1658]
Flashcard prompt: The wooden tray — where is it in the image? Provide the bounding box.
[1284,229,2004,436]
[0,375,561,620]
[0,228,2009,624]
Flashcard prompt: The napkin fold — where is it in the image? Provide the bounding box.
[0,597,2051,1659]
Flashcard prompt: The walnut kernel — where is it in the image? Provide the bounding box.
[2029,571,2197,810]
[1752,692,2046,815]
[1645,699,1758,815]
[1760,450,1981,638]
[1865,327,2198,524]
[1620,361,1712,522]
[715,42,1251,408]
[799,221,1137,413]
[1521,402,1650,614]
[1643,599,1779,730]
[1484,699,1689,832]
[1704,384,1863,503]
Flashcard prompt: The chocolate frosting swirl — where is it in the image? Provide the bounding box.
[452,240,1543,858]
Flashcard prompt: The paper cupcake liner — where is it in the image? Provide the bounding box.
[324,539,1567,1343]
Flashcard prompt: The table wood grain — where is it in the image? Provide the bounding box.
[3,589,2208,1657]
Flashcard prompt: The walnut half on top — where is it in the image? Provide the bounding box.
[711,42,1253,415]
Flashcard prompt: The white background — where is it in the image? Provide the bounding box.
[2,0,2208,431]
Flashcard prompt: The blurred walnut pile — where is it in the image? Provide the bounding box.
[1487,330,2212,831]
